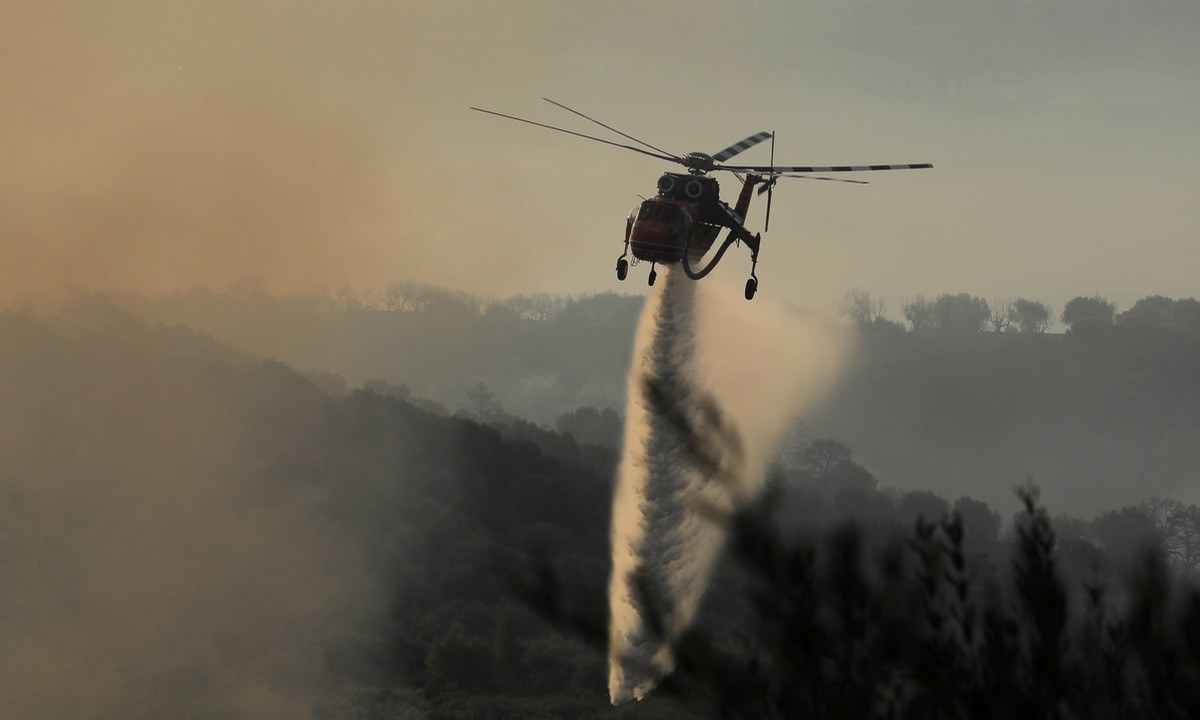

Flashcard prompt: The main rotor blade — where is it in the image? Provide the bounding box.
[470,107,679,163]
[772,174,870,186]
[542,98,679,160]
[721,162,933,173]
[711,131,773,162]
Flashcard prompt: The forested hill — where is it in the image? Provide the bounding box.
[811,311,1200,515]
[103,284,1200,515]
[0,303,630,718]
[8,296,1200,717]
[105,284,644,425]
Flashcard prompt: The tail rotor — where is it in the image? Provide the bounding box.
[764,131,775,232]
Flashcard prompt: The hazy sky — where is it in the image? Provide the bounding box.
[3,1,1197,315]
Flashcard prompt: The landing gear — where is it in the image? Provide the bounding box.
[648,264,658,287]
[745,240,760,300]
[616,258,628,281]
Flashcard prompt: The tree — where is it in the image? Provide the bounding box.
[799,439,878,497]
[501,293,568,321]
[1166,297,1200,331]
[800,439,853,481]
[1012,298,1053,333]
[1061,295,1116,330]
[844,289,886,326]
[466,382,503,422]
[954,496,1002,556]
[1143,497,1200,575]
[1117,295,1172,327]
[1117,296,1200,333]
[903,296,936,332]
[1090,505,1161,566]
[989,298,1016,333]
[382,280,423,311]
[381,281,485,315]
[330,283,377,312]
[364,378,413,401]
[931,293,990,333]
[898,490,950,526]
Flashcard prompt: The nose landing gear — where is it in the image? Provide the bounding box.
[648,264,658,287]
[745,249,759,300]
[616,239,630,281]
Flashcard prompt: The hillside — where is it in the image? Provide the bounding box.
[7,297,1200,717]
[105,286,1200,515]
[106,286,643,425]
[0,302,627,719]
[811,322,1200,514]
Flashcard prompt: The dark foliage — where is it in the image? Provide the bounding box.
[11,293,1200,719]
[532,485,1200,719]
[522,378,1200,719]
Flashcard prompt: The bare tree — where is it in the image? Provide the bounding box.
[989,298,1016,333]
[380,280,451,312]
[800,439,853,481]
[466,382,503,422]
[844,289,886,326]
[1145,497,1200,576]
[503,293,568,321]
[382,281,417,312]
[330,283,377,312]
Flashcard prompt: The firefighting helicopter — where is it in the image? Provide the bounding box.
[471,99,932,299]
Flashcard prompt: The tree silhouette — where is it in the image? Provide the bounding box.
[466,382,503,422]
[1062,295,1116,329]
[932,293,991,333]
[1012,298,1053,333]
[989,298,1016,333]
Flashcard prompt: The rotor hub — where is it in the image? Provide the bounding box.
[682,152,715,175]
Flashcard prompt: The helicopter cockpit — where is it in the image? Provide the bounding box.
[635,199,687,228]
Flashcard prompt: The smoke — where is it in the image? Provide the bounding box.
[0,2,558,302]
[0,306,380,719]
[607,268,850,703]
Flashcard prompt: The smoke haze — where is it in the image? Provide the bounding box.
[0,306,379,718]
[0,1,567,301]
[4,1,1197,311]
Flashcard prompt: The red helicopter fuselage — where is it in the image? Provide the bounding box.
[624,172,761,265]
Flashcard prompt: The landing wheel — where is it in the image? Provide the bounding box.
[648,268,658,287]
[616,258,628,281]
[744,277,757,300]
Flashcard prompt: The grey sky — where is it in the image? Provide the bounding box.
[3,1,1197,316]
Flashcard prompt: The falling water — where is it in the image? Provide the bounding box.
[607,268,849,704]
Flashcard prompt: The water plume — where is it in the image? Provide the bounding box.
[607,268,849,703]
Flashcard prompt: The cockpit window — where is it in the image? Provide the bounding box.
[639,201,690,226]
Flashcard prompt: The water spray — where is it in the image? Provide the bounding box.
[607,269,850,703]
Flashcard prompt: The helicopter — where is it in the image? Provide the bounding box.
[471,99,932,300]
